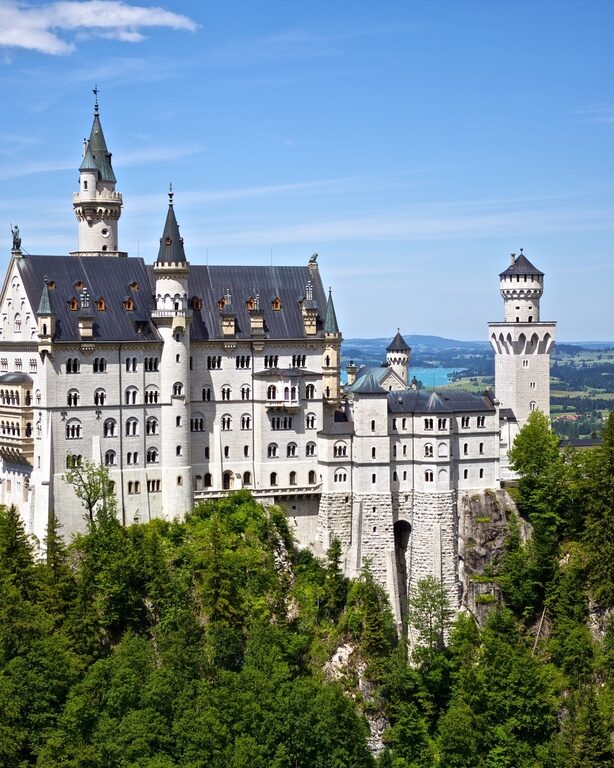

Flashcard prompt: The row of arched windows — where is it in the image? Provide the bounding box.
[0,388,29,406]
[266,441,316,459]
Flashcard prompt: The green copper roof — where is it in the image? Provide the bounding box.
[156,192,187,264]
[88,112,116,183]
[324,288,339,334]
[79,142,98,172]
[37,279,53,315]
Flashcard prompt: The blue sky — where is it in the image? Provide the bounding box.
[0,1,613,341]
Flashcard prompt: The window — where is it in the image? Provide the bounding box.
[287,442,297,457]
[223,446,229,459]
[221,386,231,401]
[271,416,293,430]
[306,413,316,430]
[67,389,80,407]
[243,471,252,486]
[463,443,468,455]
[147,448,159,464]
[479,468,484,479]
[176,416,182,427]
[479,442,484,455]
[127,451,139,465]
[268,443,278,458]
[264,354,279,368]
[125,387,138,405]
[403,445,407,456]
[461,416,470,428]
[221,415,232,431]
[127,481,141,495]
[529,401,537,412]
[305,383,315,400]
[93,357,107,373]
[530,381,536,390]
[333,442,347,457]
[334,468,347,483]
[66,358,80,374]
[289,471,297,486]
[177,476,183,486]
[425,470,434,482]
[103,418,117,437]
[241,385,251,400]
[244,445,249,457]
[173,382,183,397]
[392,418,397,430]
[125,357,137,372]
[523,359,529,368]
[104,450,116,466]
[371,419,376,432]
[144,357,159,372]
[147,479,161,493]
[270,472,278,486]
[306,441,316,457]
[463,469,468,480]
[267,384,277,400]
[371,473,376,484]
[65,419,82,439]
[424,444,433,457]
[94,389,106,406]
[146,417,159,435]
[176,445,182,456]
[145,386,159,404]
[438,443,448,458]
[202,387,211,401]
[191,414,205,432]
[438,418,447,430]
[308,470,317,484]
[424,418,433,430]
[29,358,37,373]
[477,416,486,428]
[292,354,307,368]
[235,355,251,369]
[66,454,82,468]
[241,414,251,430]
[371,447,376,459]
[207,356,222,370]
[125,418,138,437]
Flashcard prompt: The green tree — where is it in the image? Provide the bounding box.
[407,576,453,663]
[64,457,117,522]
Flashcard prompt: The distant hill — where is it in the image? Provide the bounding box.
[343,335,490,354]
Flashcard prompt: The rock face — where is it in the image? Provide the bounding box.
[458,488,520,624]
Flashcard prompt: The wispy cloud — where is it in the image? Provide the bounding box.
[574,105,614,126]
[0,1,197,56]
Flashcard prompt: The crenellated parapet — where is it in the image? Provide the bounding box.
[488,323,555,355]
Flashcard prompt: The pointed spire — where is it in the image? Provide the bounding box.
[324,287,339,334]
[79,141,98,172]
[156,188,187,264]
[37,277,53,316]
[87,87,116,183]
[386,330,411,353]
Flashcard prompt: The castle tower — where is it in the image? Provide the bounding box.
[72,90,124,256]
[386,330,411,385]
[488,250,556,428]
[151,189,193,519]
[322,289,342,402]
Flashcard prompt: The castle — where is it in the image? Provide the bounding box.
[0,99,555,623]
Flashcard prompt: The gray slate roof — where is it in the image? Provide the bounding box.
[87,112,116,183]
[156,200,187,264]
[500,253,543,277]
[0,373,33,385]
[18,255,330,343]
[386,330,411,352]
[324,289,340,334]
[349,368,387,394]
[388,388,495,414]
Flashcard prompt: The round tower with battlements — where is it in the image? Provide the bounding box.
[386,330,411,385]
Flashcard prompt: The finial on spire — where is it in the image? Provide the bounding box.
[93,84,99,115]
[168,182,174,206]
[520,247,524,254]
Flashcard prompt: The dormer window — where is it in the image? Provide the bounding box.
[123,298,134,311]
[246,296,256,310]
[192,296,203,310]
[272,296,282,311]
[97,297,106,311]
[74,281,84,291]
[129,281,139,291]
[217,297,226,311]
[47,281,56,290]
[69,297,78,311]
[165,237,172,246]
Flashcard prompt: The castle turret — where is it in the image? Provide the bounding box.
[36,277,55,356]
[386,330,411,385]
[151,188,193,519]
[488,250,556,428]
[72,90,123,256]
[322,288,342,402]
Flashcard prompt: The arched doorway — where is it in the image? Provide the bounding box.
[394,520,412,625]
[223,471,234,490]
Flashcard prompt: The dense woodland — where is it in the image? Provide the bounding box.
[1,412,613,767]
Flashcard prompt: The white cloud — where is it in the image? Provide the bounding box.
[0,1,197,55]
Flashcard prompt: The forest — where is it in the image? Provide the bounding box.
[0,412,613,767]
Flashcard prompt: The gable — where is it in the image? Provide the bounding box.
[0,259,37,343]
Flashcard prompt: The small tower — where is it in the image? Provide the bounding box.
[386,330,411,385]
[322,288,342,402]
[488,250,556,428]
[151,187,193,519]
[36,277,55,356]
[72,89,123,256]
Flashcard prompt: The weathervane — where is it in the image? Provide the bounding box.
[93,84,99,115]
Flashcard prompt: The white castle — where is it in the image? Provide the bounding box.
[0,100,555,622]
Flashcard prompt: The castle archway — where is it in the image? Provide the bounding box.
[393,520,412,627]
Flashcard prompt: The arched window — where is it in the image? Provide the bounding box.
[529,401,537,412]
[334,441,347,457]
[125,386,138,405]
[204,473,212,488]
[371,419,376,432]
[14,313,21,333]
[243,471,252,486]
[438,442,448,458]
[287,442,297,457]
[176,445,182,456]
[173,382,183,397]
[463,469,468,480]
[371,447,376,459]
[191,413,205,432]
[308,470,317,484]
[103,418,116,437]
[424,444,433,458]
[223,471,234,490]
[94,388,106,406]
[66,454,82,468]
[463,443,468,455]
[104,450,116,466]
[146,417,159,435]
[289,471,297,486]
[127,451,139,465]
[305,383,315,399]
[67,389,80,407]
[438,418,447,430]
[479,442,484,455]
[306,441,316,457]
[146,447,158,464]
[270,472,278,487]
[221,385,231,401]
[125,418,138,437]
[241,385,251,400]
[479,468,484,479]
[202,387,211,401]
[334,467,348,483]
[438,469,448,482]
[425,470,434,482]
[268,443,278,458]
[65,419,82,439]
[241,414,251,430]
[424,418,433,430]
[306,413,316,430]
[267,384,277,400]
[145,386,159,404]
[221,415,231,431]
[93,357,107,373]
[66,357,80,374]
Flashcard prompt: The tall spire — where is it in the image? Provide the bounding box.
[156,186,187,264]
[87,86,116,183]
[37,277,53,316]
[324,287,340,334]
